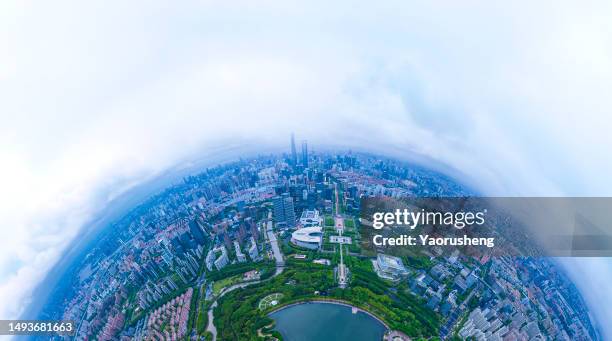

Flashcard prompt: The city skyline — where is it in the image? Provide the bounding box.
[28,150,599,340]
[2,1,612,340]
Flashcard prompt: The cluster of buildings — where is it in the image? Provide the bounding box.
[54,156,274,338]
[97,310,125,340]
[470,257,594,340]
[370,249,595,340]
[137,277,179,310]
[205,245,229,271]
[134,287,193,340]
[459,305,546,341]
[46,136,596,341]
[459,307,511,340]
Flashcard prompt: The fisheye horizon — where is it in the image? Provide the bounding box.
[11,142,612,340]
[2,1,612,340]
[19,147,609,340]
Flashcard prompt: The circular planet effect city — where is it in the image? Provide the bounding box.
[29,141,598,340]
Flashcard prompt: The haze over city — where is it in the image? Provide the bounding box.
[1,1,612,339]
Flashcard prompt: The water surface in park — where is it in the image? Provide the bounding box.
[270,302,386,341]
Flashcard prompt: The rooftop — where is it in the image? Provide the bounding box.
[377,253,406,271]
[291,226,323,244]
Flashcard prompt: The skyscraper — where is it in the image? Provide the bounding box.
[188,219,206,245]
[273,195,284,224]
[290,133,298,166]
[249,220,259,241]
[283,194,296,227]
[247,237,259,261]
[301,140,308,168]
[272,193,296,227]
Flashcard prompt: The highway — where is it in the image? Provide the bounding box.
[267,219,284,268]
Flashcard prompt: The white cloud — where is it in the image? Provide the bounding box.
[1,0,611,338]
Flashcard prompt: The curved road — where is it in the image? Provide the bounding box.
[205,280,261,340]
[205,217,284,340]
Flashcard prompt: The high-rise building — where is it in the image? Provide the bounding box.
[283,194,296,227]
[290,133,298,166]
[247,237,259,261]
[234,240,246,263]
[214,247,229,270]
[223,232,232,251]
[189,219,206,245]
[249,220,259,241]
[161,247,173,267]
[272,193,296,227]
[301,140,308,167]
[205,245,229,271]
[273,196,284,224]
[238,224,247,245]
[205,249,216,271]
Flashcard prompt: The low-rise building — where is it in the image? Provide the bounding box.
[299,209,322,227]
[291,226,323,250]
[372,253,409,282]
[329,235,352,244]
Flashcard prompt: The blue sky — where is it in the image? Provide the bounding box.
[1,0,612,338]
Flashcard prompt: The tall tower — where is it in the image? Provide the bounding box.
[301,140,308,168]
[188,219,206,245]
[290,133,298,166]
[283,193,296,227]
[273,195,285,225]
[272,193,296,227]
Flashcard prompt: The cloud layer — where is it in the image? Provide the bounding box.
[1,0,612,338]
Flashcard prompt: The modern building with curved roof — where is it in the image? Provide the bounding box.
[291,226,323,250]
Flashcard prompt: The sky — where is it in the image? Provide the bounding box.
[1,0,612,338]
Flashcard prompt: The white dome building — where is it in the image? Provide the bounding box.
[291,226,323,250]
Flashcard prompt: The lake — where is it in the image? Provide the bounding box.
[269,302,386,341]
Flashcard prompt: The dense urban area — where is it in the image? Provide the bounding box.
[39,136,598,340]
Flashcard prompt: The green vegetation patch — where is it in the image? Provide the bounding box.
[213,275,243,296]
[324,216,335,226]
[258,293,284,310]
[212,260,439,341]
